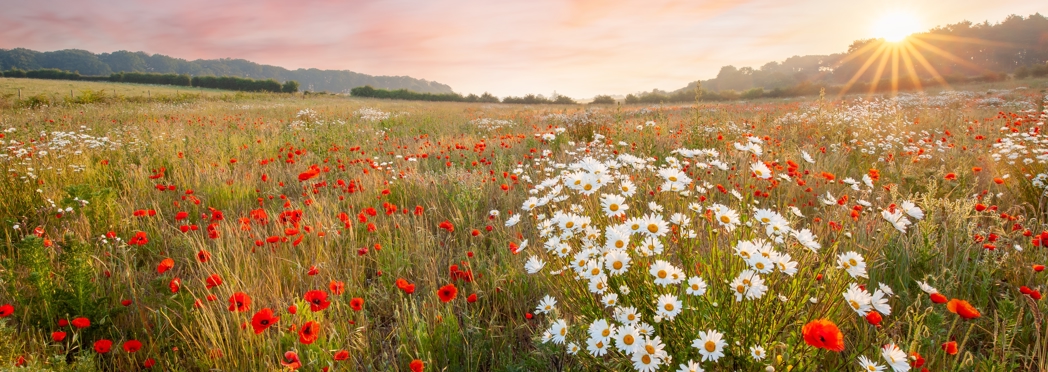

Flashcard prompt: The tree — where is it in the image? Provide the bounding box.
[590,95,616,104]
[282,80,300,93]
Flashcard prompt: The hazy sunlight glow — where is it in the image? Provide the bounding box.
[873,12,921,42]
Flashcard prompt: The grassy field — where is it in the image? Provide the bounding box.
[0,77,1047,371]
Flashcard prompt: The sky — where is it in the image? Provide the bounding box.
[1,0,1043,97]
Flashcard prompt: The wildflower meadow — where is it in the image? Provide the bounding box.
[1,80,1048,371]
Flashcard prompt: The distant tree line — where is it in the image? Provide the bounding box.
[0,48,454,93]
[2,68,299,93]
[350,86,578,104]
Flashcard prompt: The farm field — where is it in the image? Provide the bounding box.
[1,78,1048,372]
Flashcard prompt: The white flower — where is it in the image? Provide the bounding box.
[549,319,568,344]
[686,276,708,296]
[916,280,938,294]
[586,336,610,356]
[881,344,910,372]
[837,251,868,279]
[692,330,726,362]
[600,194,629,217]
[750,345,766,361]
[524,256,545,274]
[859,355,886,372]
[505,214,521,227]
[650,260,684,286]
[677,360,703,372]
[751,161,772,179]
[536,295,557,314]
[843,283,873,316]
[604,250,631,275]
[881,209,912,233]
[793,228,821,252]
[566,342,580,355]
[655,294,683,320]
[871,289,892,315]
[900,201,924,220]
[587,319,615,342]
[614,324,642,353]
[802,150,815,164]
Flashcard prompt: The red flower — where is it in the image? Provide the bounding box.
[281,351,302,370]
[71,317,90,329]
[438,220,455,232]
[94,339,113,354]
[304,290,331,312]
[123,340,142,353]
[0,303,12,318]
[396,278,416,294]
[410,359,424,372]
[228,292,251,312]
[143,358,156,368]
[298,167,320,182]
[206,274,223,289]
[129,231,149,246]
[299,321,320,344]
[942,341,958,355]
[51,331,66,342]
[910,352,925,368]
[329,281,345,295]
[802,319,844,352]
[467,293,477,303]
[437,284,458,303]
[251,308,279,334]
[350,297,364,311]
[196,249,211,263]
[865,311,882,326]
[946,299,981,319]
[333,350,350,361]
[930,293,948,304]
[157,258,174,274]
[1034,264,1045,272]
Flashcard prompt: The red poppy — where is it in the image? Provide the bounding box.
[304,290,331,312]
[250,308,279,334]
[282,351,302,370]
[333,350,350,361]
[71,317,90,329]
[143,358,156,368]
[94,339,113,354]
[51,331,66,342]
[350,297,364,311]
[865,311,882,326]
[930,293,948,304]
[946,299,981,319]
[196,249,211,263]
[123,340,142,353]
[206,274,223,289]
[438,220,455,232]
[1034,264,1045,272]
[0,303,12,318]
[169,277,181,293]
[910,352,925,368]
[129,231,149,246]
[467,293,477,303]
[802,318,844,352]
[298,167,321,182]
[437,284,458,303]
[396,278,416,294]
[329,281,346,295]
[228,292,251,312]
[942,341,958,355]
[299,321,320,344]
[157,258,174,274]
[410,359,424,372]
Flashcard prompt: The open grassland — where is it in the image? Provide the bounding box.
[0,77,261,110]
[1,79,1048,371]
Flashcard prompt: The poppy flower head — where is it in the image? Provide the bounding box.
[350,297,364,311]
[228,292,251,312]
[942,341,958,355]
[334,349,350,361]
[298,321,320,344]
[251,308,279,334]
[802,318,844,352]
[123,340,142,353]
[281,351,302,369]
[51,331,66,342]
[157,258,174,274]
[409,359,425,372]
[0,303,12,318]
[71,317,90,329]
[946,299,981,319]
[304,290,331,312]
[437,284,458,303]
[94,339,113,354]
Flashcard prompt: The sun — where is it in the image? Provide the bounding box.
[872,12,921,42]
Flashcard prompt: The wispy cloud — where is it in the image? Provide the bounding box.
[0,0,1042,97]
